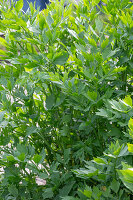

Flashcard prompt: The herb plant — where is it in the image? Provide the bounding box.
[0,0,133,199]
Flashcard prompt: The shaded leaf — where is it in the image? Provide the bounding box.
[8,185,18,197]
[42,188,54,199]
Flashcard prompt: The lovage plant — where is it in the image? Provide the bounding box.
[0,0,133,199]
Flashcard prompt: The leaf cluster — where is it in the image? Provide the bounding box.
[0,0,133,199]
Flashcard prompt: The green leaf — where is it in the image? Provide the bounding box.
[56,153,63,163]
[121,162,132,170]
[123,95,132,107]
[0,49,8,56]
[89,25,99,37]
[64,148,71,164]
[0,111,6,122]
[39,148,46,163]
[16,144,28,154]
[96,108,112,118]
[117,145,128,157]
[0,37,7,46]
[39,172,49,179]
[110,179,120,193]
[55,93,66,107]
[102,0,107,3]
[28,145,35,157]
[79,186,92,198]
[92,186,102,199]
[8,185,18,197]
[46,94,55,109]
[106,141,122,157]
[102,46,118,60]
[118,168,133,192]
[87,91,97,101]
[127,143,133,153]
[128,118,133,131]
[6,155,16,162]
[26,163,39,173]
[93,157,108,165]
[53,51,69,65]
[73,166,98,179]
[88,38,97,47]
[0,85,5,91]
[47,13,54,27]
[128,118,133,138]
[101,38,109,49]
[75,43,86,52]
[42,188,54,199]
[92,0,100,6]
[39,14,46,30]
[108,127,121,138]
[33,154,42,164]
[109,99,128,112]
[15,0,23,12]
[17,153,25,161]
[96,17,103,33]
[67,29,78,39]
[59,181,75,197]
[119,56,129,64]
[26,126,37,136]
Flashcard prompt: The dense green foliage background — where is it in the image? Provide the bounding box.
[0,0,133,199]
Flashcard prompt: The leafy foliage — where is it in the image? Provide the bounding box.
[0,0,133,199]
